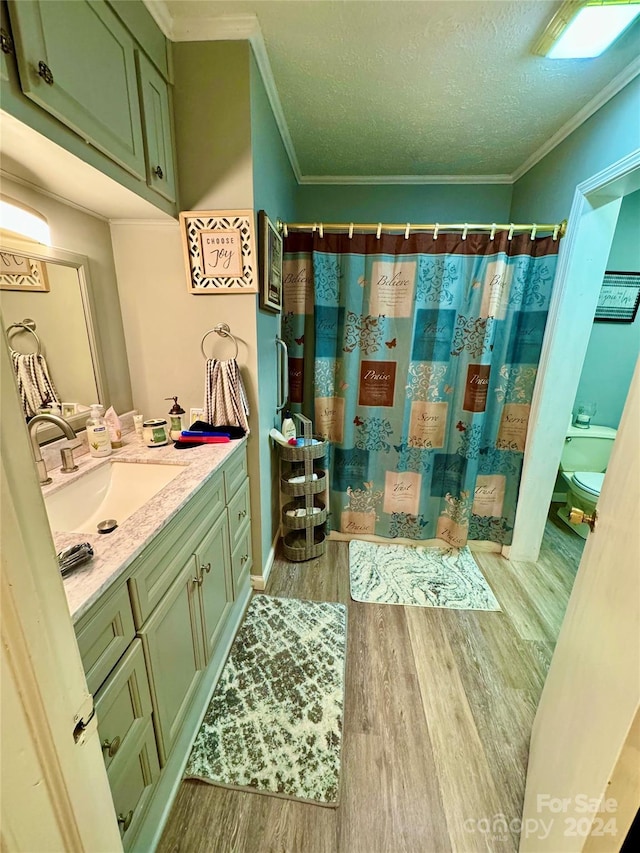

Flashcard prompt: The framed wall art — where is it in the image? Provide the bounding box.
[594,271,640,323]
[0,252,49,292]
[179,209,257,294]
[258,210,283,313]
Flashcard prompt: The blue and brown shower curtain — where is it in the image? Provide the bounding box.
[282,230,559,547]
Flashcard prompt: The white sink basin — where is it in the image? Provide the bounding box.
[45,461,187,533]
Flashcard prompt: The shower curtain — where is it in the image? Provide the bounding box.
[282,230,559,547]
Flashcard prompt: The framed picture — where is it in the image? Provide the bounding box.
[179,209,257,294]
[258,210,283,313]
[61,403,77,418]
[0,252,49,292]
[594,271,640,323]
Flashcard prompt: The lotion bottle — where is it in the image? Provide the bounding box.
[281,410,296,441]
[86,404,112,457]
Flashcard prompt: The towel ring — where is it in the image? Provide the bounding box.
[200,323,239,360]
[6,319,42,356]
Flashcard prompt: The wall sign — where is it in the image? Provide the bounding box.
[594,271,640,323]
[0,252,49,292]
[179,209,257,294]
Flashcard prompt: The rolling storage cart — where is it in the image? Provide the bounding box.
[278,414,328,561]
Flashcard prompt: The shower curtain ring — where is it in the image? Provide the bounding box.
[508,223,515,240]
[433,223,440,239]
[283,222,288,238]
[376,223,382,239]
[530,223,537,240]
[552,223,559,241]
[348,222,354,239]
[462,223,469,241]
[319,222,324,238]
[490,223,496,240]
[405,223,411,239]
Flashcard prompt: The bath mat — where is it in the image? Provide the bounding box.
[349,540,501,611]
[184,594,347,806]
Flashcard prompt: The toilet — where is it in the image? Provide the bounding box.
[557,424,617,538]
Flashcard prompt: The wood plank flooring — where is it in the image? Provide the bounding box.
[157,519,583,853]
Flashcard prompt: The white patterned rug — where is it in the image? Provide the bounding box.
[349,540,501,611]
[184,595,347,806]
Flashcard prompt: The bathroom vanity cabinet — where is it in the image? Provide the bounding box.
[2,0,177,211]
[72,445,252,849]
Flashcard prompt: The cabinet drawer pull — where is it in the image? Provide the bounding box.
[238,509,247,520]
[153,165,164,179]
[117,810,134,833]
[192,575,203,586]
[101,735,121,757]
[240,554,248,565]
[37,61,54,85]
[201,562,212,574]
[0,28,14,55]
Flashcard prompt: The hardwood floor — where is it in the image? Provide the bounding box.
[157,526,580,853]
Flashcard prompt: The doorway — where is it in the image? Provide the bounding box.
[546,188,640,568]
[508,152,640,564]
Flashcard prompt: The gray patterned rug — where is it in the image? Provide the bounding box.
[184,595,347,806]
[349,540,501,611]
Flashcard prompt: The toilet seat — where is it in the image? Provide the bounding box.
[572,471,604,497]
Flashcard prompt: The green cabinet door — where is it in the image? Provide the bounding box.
[7,0,145,179]
[136,49,176,202]
[197,511,232,664]
[1,2,16,83]
[138,558,204,766]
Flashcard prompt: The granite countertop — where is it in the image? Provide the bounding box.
[42,423,246,624]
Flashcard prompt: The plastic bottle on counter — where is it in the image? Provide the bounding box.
[86,404,112,457]
[281,410,296,441]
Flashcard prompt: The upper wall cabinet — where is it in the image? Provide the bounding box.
[7,0,146,179]
[137,51,176,203]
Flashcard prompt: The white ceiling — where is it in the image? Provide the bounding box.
[154,0,640,183]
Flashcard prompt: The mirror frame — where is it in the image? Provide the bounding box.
[0,237,108,443]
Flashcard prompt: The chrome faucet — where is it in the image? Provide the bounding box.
[28,413,78,485]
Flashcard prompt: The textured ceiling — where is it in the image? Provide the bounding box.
[162,0,640,178]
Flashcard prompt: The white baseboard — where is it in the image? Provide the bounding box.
[250,527,280,591]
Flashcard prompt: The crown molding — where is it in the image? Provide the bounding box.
[512,55,640,182]
[299,174,513,186]
[109,219,180,227]
[142,0,173,39]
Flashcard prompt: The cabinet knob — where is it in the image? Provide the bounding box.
[101,735,121,757]
[192,575,203,586]
[238,509,247,520]
[240,554,248,565]
[0,28,14,55]
[117,810,134,833]
[153,165,164,179]
[37,60,54,85]
[201,562,212,574]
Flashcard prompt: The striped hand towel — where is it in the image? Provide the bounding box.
[204,358,250,434]
[10,350,60,418]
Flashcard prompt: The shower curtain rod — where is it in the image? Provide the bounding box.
[277,218,567,240]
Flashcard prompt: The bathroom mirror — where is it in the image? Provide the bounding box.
[0,238,107,443]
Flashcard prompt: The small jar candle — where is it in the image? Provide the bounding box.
[142,418,170,447]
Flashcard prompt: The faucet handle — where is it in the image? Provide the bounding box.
[60,447,78,474]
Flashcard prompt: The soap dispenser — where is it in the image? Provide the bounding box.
[166,396,186,441]
[86,404,112,457]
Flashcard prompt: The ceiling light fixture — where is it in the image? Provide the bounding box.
[534,0,640,58]
[0,196,51,245]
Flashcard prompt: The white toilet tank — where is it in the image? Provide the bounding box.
[560,425,617,473]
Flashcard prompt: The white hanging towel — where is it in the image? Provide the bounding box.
[10,349,60,418]
[204,358,250,433]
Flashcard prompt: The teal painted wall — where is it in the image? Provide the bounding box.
[574,189,640,429]
[295,183,512,223]
[510,77,640,222]
[250,52,298,567]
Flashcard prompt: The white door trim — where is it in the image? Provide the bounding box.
[507,148,640,562]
